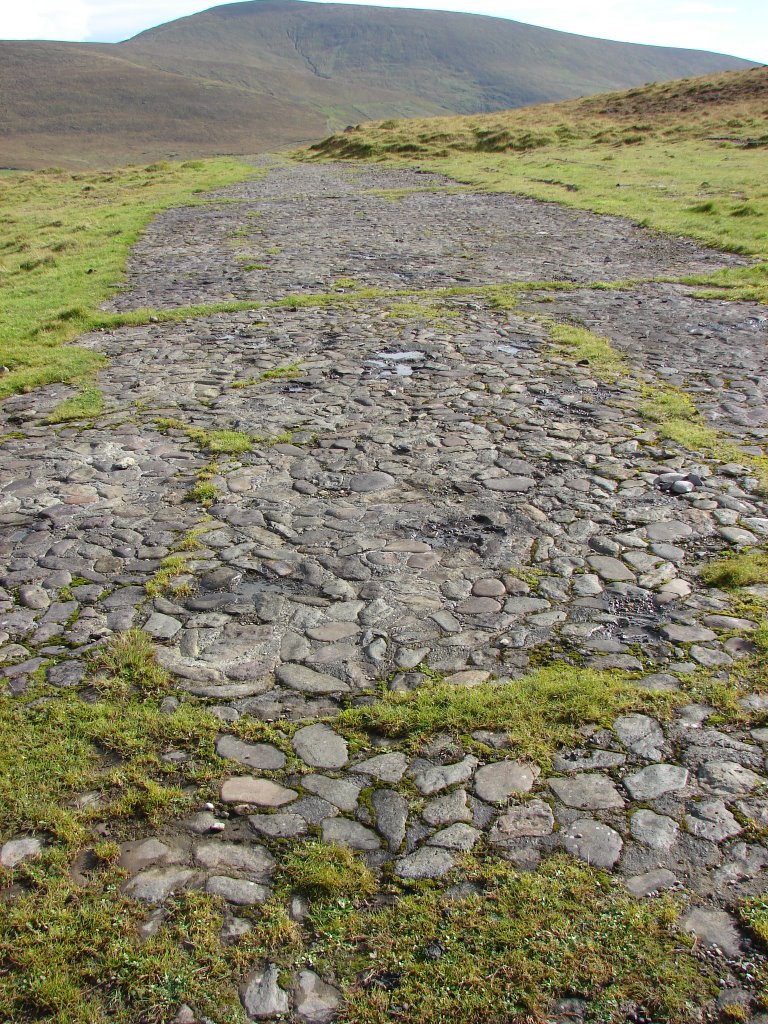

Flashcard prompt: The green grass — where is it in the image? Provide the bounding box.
[145,554,193,598]
[337,664,676,767]
[280,841,377,898]
[308,855,713,1024]
[0,158,255,398]
[46,386,104,424]
[639,385,768,491]
[547,321,628,380]
[701,548,768,589]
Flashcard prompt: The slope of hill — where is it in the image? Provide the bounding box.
[0,0,757,169]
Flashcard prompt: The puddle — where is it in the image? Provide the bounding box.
[366,350,425,377]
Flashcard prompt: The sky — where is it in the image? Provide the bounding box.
[2,0,766,63]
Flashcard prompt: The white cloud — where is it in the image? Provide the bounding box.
[2,0,92,40]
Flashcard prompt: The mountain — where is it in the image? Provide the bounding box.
[0,0,757,169]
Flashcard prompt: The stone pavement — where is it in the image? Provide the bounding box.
[1,161,768,1021]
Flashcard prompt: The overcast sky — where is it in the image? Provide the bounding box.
[3,0,766,62]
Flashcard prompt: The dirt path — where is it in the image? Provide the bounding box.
[2,161,768,1022]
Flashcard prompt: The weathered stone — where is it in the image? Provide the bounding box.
[194,840,274,879]
[241,964,290,1019]
[394,847,456,879]
[248,813,308,839]
[372,789,408,850]
[302,774,364,811]
[349,471,395,492]
[561,819,623,869]
[276,663,350,694]
[216,735,286,771]
[613,714,665,760]
[488,800,555,843]
[321,818,381,850]
[0,836,42,868]
[354,752,408,783]
[294,969,342,1023]
[220,777,298,807]
[422,788,472,826]
[411,755,478,795]
[123,867,198,904]
[629,810,680,851]
[427,823,482,850]
[292,724,349,769]
[685,799,742,842]
[623,764,689,801]
[206,875,271,905]
[697,760,763,796]
[680,909,742,955]
[474,761,538,802]
[625,869,678,897]
[549,774,624,810]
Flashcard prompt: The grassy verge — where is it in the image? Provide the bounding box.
[0,158,255,398]
[307,855,713,1024]
[337,664,677,766]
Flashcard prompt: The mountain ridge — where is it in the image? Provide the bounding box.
[0,0,757,169]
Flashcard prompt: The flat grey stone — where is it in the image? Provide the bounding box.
[426,823,481,850]
[698,760,763,796]
[248,813,308,839]
[680,908,742,955]
[613,714,665,760]
[685,799,742,842]
[291,796,340,824]
[354,752,408,783]
[123,866,198,904]
[321,818,381,850]
[394,847,456,879]
[488,799,555,843]
[623,764,689,801]
[587,556,635,582]
[483,476,534,491]
[660,623,716,643]
[411,755,478,795]
[474,760,538,802]
[625,869,678,897]
[206,875,271,905]
[0,836,42,868]
[241,964,290,1018]
[302,774,364,811]
[276,663,350,694]
[549,773,624,810]
[294,969,342,1024]
[194,840,274,880]
[292,723,348,769]
[215,734,286,771]
[118,838,183,874]
[422,788,472,826]
[645,521,693,542]
[372,789,408,851]
[630,810,680,851]
[349,471,395,492]
[143,612,182,640]
[561,818,623,869]
[220,776,298,806]
[690,645,733,668]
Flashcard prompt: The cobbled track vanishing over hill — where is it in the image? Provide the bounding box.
[2,160,768,1022]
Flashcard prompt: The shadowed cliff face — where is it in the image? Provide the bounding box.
[0,0,755,168]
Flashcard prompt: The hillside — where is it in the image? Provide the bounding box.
[0,0,756,169]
